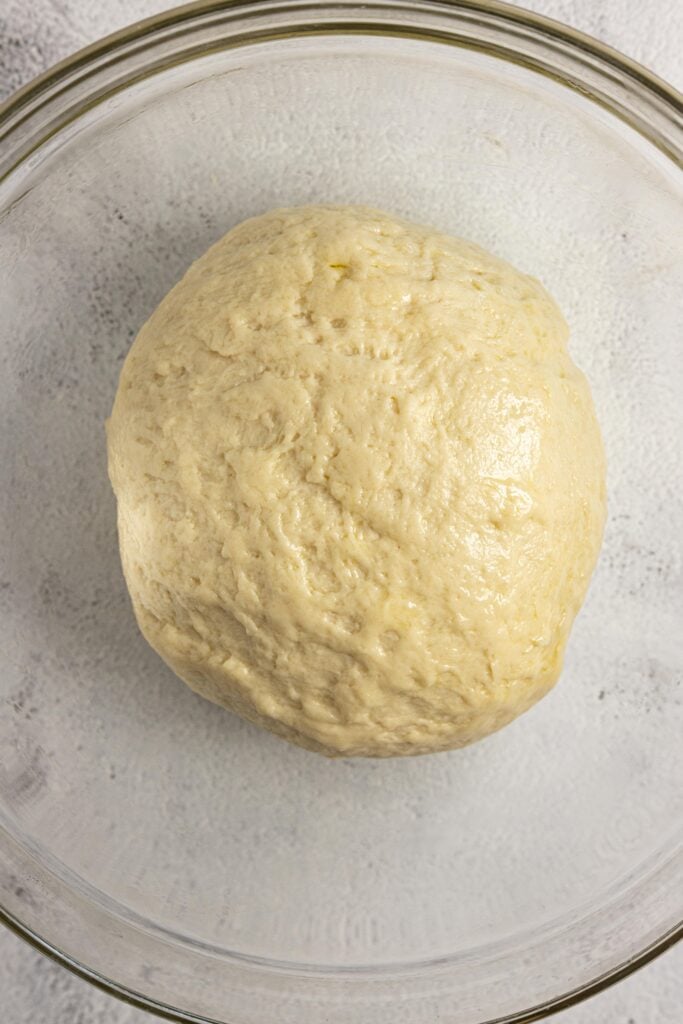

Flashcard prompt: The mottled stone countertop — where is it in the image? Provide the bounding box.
[1,1,681,1021]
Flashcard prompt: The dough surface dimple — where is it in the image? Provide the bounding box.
[107,205,606,757]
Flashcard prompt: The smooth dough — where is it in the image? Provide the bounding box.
[107,206,606,757]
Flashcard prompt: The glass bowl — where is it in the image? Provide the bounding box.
[0,2,681,1021]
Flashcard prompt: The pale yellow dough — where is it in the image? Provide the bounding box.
[108,206,606,757]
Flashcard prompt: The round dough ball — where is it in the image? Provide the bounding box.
[107,205,606,757]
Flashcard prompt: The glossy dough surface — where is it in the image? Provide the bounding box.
[108,206,606,756]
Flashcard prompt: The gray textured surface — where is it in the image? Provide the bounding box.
[1,1,682,1021]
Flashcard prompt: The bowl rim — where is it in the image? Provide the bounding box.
[1,0,682,174]
[2,905,681,1024]
[0,1,681,1021]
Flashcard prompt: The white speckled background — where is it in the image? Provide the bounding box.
[1,1,681,1021]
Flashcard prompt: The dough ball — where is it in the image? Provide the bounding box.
[107,206,606,757]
